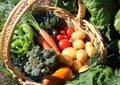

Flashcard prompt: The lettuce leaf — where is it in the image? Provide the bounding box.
[114,9,120,34]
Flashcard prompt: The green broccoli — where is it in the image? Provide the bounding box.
[23,45,60,82]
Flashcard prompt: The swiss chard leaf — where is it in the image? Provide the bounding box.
[83,0,114,41]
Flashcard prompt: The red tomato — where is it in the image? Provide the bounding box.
[58,24,65,29]
[58,39,71,50]
[67,28,74,37]
[69,37,74,43]
[64,27,68,31]
[62,35,68,39]
[56,34,63,41]
[60,30,66,35]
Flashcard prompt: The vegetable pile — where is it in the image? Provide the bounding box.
[10,7,97,84]
[11,10,63,82]
[0,0,120,85]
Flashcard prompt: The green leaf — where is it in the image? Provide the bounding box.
[114,9,120,34]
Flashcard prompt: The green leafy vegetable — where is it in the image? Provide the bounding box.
[65,64,113,85]
[0,0,19,35]
[53,0,78,14]
[33,9,65,36]
[114,9,120,34]
[118,40,120,54]
[103,69,120,85]
[11,23,35,55]
[83,0,114,40]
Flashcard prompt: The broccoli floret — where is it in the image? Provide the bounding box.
[24,45,59,82]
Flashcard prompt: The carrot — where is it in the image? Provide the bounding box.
[39,29,60,55]
[26,11,61,55]
[42,66,73,85]
[42,76,64,85]
[51,66,73,80]
[38,36,50,49]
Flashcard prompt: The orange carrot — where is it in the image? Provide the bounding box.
[39,29,61,55]
[42,66,73,85]
[38,36,50,49]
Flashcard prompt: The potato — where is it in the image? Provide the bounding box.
[71,30,86,40]
[79,65,88,73]
[73,39,85,49]
[62,47,77,59]
[76,49,88,63]
[71,60,82,73]
[86,46,96,57]
[57,54,73,67]
[85,41,93,49]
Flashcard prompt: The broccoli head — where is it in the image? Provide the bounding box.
[24,45,60,82]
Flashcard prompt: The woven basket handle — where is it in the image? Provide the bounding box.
[70,0,86,29]
[77,0,86,18]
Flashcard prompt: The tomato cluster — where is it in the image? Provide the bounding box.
[55,24,75,51]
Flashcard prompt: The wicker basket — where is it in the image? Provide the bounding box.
[0,0,106,85]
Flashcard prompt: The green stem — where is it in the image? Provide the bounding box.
[25,11,40,31]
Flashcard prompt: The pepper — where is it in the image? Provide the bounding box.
[11,23,34,55]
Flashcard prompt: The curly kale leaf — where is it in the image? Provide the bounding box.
[33,10,65,36]
[11,53,28,71]
[53,0,78,14]
[24,45,59,82]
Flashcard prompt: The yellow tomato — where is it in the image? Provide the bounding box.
[62,47,77,59]
[76,49,88,63]
[71,30,86,40]
[73,39,85,49]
